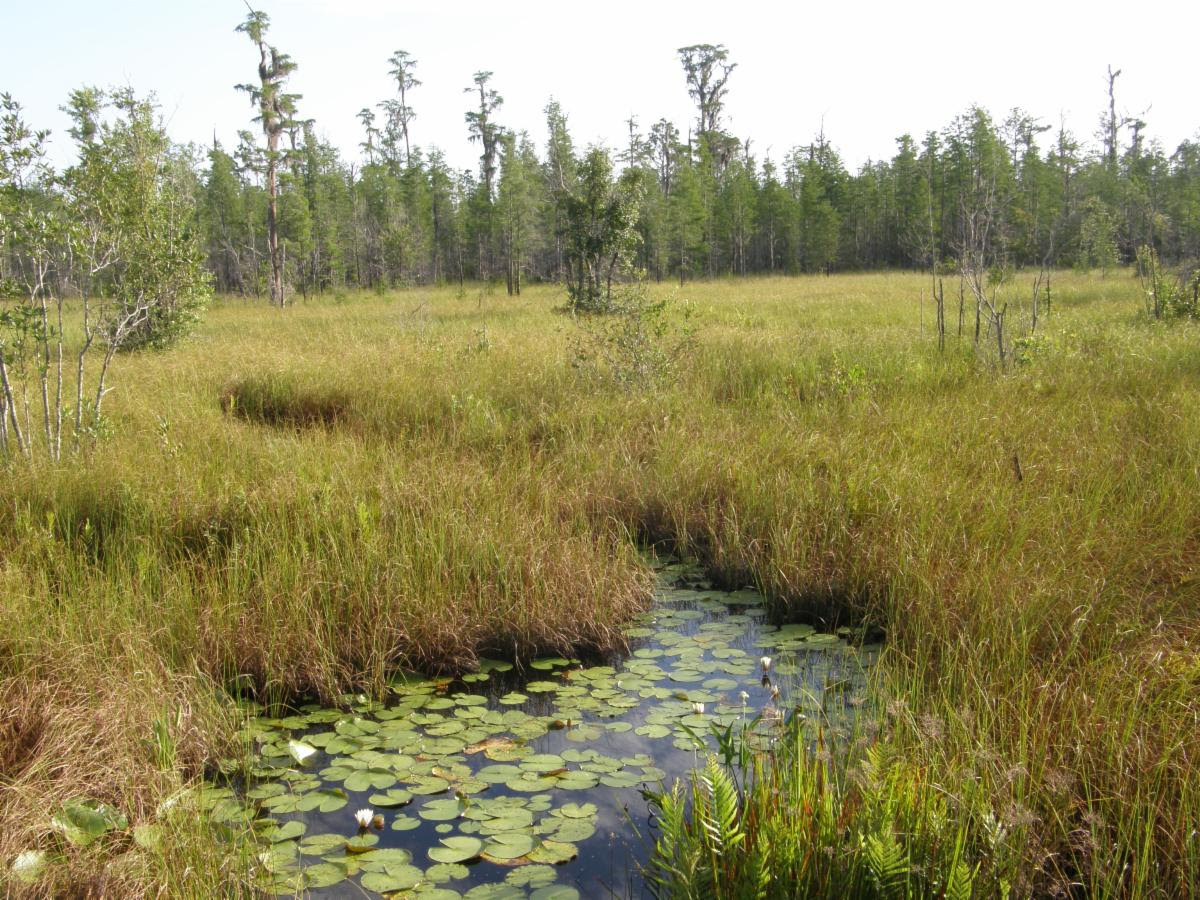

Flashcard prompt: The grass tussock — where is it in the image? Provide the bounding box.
[0,272,1198,895]
[220,375,354,429]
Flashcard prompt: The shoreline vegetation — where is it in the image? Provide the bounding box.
[1,272,1199,896]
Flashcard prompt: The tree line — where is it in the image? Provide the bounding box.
[8,9,1200,312]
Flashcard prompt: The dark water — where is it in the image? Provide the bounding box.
[207,560,876,899]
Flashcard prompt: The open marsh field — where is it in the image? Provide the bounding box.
[2,271,1199,897]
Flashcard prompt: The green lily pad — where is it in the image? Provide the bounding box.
[545,818,595,842]
[52,800,127,847]
[476,764,523,784]
[530,887,581,900]
[519,754,565,773]
[287,739,318,765]
[483,832,536,860]
[464,886,525,899]
[296,788,348,813]
[506,774,560,792]
[555,802,597,819]
[124,822,159,853]
[298,832,346,856]
[563,725,602,743]
[266,820,306,843]
[343,834,379,853]
[506,864,558,887]
[368,788,414,808]
[344,769,396,792]
[554,771,600,791]
[9,850,47,883]
[360,865,423,893]
[599,772,643,789]
[419,797,466,821]
[527,840,578,865]
[428,835,484,863]
[407,777,451,796]
[478,658,514,673]
[356,847,413,868]
[300,862,348,888]
[427,862,470,882]
[390,814,421,832]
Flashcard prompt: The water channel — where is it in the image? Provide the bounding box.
[204,558,877,898]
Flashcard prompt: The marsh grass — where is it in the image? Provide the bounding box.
[1,272,1198,895]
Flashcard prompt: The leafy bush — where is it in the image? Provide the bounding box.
[567,283,694,390]
[1136,245,1200,320]
[67,88,211,351]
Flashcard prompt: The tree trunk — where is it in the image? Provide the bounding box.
[266,141,285,307]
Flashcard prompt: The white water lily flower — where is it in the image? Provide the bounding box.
[691,701,705,715]
[354,808,375,829]
[739,690,750,703]
[760,656,772,672]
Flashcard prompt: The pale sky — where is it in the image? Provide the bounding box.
[4,0,1198,175]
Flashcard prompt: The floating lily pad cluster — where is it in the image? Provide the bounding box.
[215,563,874,897]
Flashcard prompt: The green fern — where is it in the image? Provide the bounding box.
[864,827,909,898]
[699,755,744,856]
[943,857,976,900]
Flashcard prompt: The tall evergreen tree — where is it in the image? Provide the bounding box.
[235,8,299,306]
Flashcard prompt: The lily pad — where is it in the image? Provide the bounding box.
[555,802,597,819]
[419,797,467,821]
[9,850,47,884]
[428,862,470,882]
[360,865,423,893]
[52,800,127,847]
[266,820,305,843]
[368,788,414,808]
[344,769,397,792]
[300,862,348,888]
[526,840,578,865]
[298,832,346,856]
[483,832,536,860]
[531,887,581,900]
[428,835,484,863]
[287,740,318,765]
[390,814,421,832]
[506,864,558,887]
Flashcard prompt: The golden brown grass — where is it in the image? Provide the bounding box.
[1,272,1198,895]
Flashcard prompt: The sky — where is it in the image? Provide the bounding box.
[4,0,1198,175]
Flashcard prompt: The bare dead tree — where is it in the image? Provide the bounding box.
[1101,65,1129,169]
[957,175,1011,366]
[1030,265,1048,336]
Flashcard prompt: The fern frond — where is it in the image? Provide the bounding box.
[943,857,976,900]
[705,756,745,854]
[864,827,909,897]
